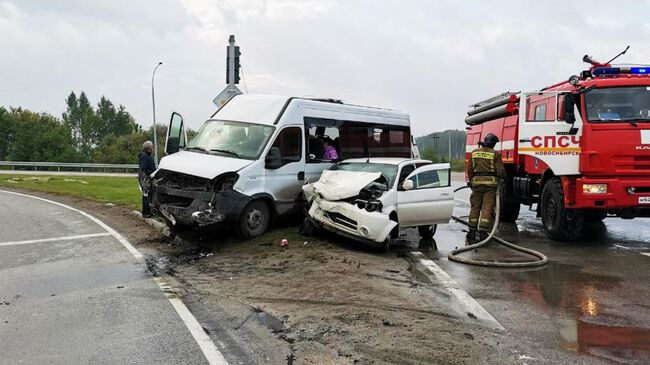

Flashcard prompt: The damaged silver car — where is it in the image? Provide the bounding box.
[303,158,454,249]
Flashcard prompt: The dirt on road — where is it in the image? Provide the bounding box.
[6,188,533,365]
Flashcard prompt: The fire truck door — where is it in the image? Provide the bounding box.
[517,92,582,175]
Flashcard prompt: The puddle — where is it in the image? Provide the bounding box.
[505,262,648,363]
[254,308,285,333]
[560,317,650,364]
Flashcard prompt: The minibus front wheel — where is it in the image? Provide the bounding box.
[239,200,270,239]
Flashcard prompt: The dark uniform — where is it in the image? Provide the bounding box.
[467,134,506,241]
[138,150,156,217]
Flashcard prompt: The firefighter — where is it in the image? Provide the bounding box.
[138,141,156,218]
[467,133,506,243]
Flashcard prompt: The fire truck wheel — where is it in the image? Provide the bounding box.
[584,210,607,222]
[500,194,521,222]
[540,178,584,241]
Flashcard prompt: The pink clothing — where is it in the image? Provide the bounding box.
[323,145,339,160]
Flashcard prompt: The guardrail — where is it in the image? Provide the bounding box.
[0,161,139,173]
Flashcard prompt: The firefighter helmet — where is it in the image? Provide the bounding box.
[483,133,499,148]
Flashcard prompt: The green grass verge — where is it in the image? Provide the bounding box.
[0,174,141,210]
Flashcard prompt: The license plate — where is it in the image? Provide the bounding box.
[640,197,650,205]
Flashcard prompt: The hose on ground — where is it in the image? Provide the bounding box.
[447,185,549,268]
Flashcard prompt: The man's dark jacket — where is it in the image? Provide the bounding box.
[138,152,156,194]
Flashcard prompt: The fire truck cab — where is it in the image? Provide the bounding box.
[465,57,650,241]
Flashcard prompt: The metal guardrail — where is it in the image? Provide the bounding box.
[0,161,139,173]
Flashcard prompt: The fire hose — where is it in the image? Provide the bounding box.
[447,185,549,268]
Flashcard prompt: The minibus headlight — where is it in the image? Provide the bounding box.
[583,184,607,194]
[213,173,239,191]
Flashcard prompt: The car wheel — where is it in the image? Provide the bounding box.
[299,218,317,236]
[239,200,270,239]
[383,238,391,252]
[417,224,437,239]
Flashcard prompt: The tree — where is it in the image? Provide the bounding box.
[96,96,137,139]
[62,91,139,160]
[7,108,77,162]
[62,91,101,158]
[0,107,13,160]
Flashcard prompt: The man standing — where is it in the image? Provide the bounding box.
[138,141,156,218]
[467,133,506,243]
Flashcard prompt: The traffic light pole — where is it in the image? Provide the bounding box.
[227,35,236,86]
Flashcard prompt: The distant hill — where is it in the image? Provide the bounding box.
[415,129,466,159]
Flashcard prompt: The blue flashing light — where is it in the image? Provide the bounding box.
[592,67,650,76]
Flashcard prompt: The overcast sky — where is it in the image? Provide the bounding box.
[2,0,650,136]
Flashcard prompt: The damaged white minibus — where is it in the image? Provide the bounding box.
[151,94,420,238]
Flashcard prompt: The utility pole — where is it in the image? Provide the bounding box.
[448,131,452,159]
[151,61,163,165]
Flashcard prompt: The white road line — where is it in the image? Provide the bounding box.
[408,251,505,330]
[614,244,650,258]
[0,233,111,247]
[0,190,229,365]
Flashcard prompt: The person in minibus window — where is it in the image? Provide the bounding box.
[323,137,339,160]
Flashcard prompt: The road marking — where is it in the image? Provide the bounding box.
[614,244,650,258]
[408,251,505,330]
[0,190,229,365]
[0,233,111,247]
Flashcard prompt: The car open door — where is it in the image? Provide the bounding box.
[165,112,188,155]
[397,163,454,226]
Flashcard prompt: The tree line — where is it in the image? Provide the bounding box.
[0,92,172,164]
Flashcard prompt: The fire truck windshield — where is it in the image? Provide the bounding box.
[585,86,650,123]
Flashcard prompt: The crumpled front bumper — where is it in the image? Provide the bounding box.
[307,197,397,244]
[151,184,251,227]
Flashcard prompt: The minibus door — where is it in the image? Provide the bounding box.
[264,126,305,214]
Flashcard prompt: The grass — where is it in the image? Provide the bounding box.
[0,174,141,210]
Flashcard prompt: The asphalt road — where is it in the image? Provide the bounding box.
[0,191,215,365]
[406,181,650,364]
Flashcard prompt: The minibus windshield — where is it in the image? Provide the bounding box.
[186,120,275,160]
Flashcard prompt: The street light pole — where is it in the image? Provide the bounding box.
[151,61,163,166]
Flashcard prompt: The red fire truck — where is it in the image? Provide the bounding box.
[465,50,650,241]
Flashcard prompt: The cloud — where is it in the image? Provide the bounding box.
[3,0,650,138]
[179,0,338,41]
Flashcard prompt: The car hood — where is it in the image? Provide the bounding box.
[304,170,382,201]
[157,150,253,179]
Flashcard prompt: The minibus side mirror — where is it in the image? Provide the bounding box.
[563,93,576,124]
[265,147,282,169]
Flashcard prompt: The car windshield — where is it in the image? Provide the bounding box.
[186,120,275,160]
[585,86,650,123]
[330,162,399,187]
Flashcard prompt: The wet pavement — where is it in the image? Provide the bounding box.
[398,182,650,364]
[0,191,211,364]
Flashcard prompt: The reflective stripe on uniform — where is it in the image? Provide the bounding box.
[471,151,495,160]
[471,176,497,186]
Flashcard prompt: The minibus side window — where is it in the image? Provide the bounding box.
[305,117,341,163]
[271,127,302,166]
